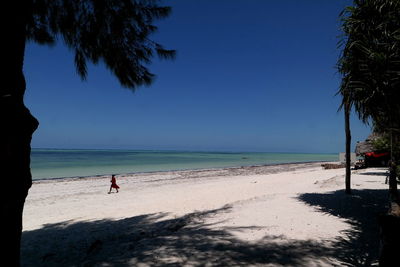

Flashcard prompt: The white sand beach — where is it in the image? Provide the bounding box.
[21,162,389,266]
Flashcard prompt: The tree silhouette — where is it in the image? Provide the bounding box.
[338,0,400,200]
[338,1,400,263]
[1,0,174,265]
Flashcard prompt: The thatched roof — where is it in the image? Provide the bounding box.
[355,141,374,155]
[355,133,381,155]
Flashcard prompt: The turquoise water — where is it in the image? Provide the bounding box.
[31,149,338,180]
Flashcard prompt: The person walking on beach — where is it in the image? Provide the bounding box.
[109,175,120,193]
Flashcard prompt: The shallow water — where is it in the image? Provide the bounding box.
[31,149,338,180]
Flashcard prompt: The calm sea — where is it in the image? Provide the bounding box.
[30,149,338,180]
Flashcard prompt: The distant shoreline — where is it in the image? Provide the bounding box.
[32,148,338,154]
[32,160,336,183]
[31,149,338,181]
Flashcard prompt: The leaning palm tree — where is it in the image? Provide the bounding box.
[1,0,175,265]
[338,0,400,201]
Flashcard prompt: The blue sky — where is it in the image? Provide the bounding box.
[24,0,370,153]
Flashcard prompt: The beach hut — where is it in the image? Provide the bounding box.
[355,140,374,156]
[355,133,379,156]
[355,134,390,167]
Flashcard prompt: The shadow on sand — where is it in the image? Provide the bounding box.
[358,171,388,177]
[21,206,331,266]
[22,189,389,266]
[298,189,389,266]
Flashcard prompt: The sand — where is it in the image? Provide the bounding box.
[21,162,390,266]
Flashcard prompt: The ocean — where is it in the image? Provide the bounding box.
[30,149,338,180]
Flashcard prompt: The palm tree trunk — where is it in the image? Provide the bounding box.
[379,132,399,266]
[0,99,38,266]
[0,1,38,266]
[345,103,351,194]
[388,131,399,203]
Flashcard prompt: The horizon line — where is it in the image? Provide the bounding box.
[31,147,338,154]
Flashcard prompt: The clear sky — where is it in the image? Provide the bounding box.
[24,0,371,153]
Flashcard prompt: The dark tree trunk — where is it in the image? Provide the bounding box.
[344,103,351,194]
[379,213,400,267]
[379,132,400,267]
[388,132,399,203]
[0,1,38,266]
[388,162,398,201]
[380,136,399,266]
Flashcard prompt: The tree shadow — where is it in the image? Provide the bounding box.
[22,190,389,266]
[22,205,340,267]
[358,171,388,176]
[298,189,390,266]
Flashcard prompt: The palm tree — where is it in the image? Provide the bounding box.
[1,0,175,265]
[338,0,400,199]
[344,101,352,194]
[337,76,352,194]
[338,2,400,264]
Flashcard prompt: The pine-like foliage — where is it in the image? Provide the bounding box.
[26,0,175,89]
